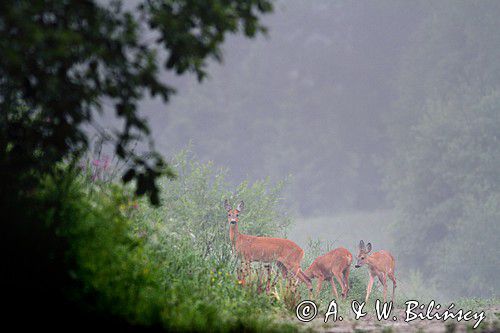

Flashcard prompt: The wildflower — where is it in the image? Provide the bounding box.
[102,155,110,170]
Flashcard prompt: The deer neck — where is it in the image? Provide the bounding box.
[229,222,240,245]
[365,255,378,271]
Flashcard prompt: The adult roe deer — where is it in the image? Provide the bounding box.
[304,247,352,299]
[354,240,396,303]
[224,199,313,293]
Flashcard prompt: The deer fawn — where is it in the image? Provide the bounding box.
[224,199,313,294]
[304,247,352,299]
[355,240,396,303]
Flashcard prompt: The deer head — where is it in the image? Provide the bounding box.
[224,199,244,225]
[355,240,372,268]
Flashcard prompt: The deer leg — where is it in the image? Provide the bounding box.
[242,261,249,285]
[378,273,387,303]
[287,265,299,285]
[329,276,339,299]
[293,267,313,293]
[271,261,286,290]
[315,278,323,299]
[240,260,251,286]
[256,264,265,294]
[277,261,288,280]
[269,264,280,290]
[247,261,252,281]
[389,272,397,302]
[333,270,346,300]
[237,261,244,283]
[301,269,314,298]
[365,274,374,303]
[265,264,272,294]
[289,265,313,298]
[342,267,351,299]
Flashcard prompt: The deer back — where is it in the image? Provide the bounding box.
[368,250,395,274]
[305,247,352,278]
[235,233,304,265]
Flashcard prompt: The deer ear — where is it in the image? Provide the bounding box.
[224,199,232,212]
[359,240,365,251]
[366,243,372,252]
[236,201,244,212]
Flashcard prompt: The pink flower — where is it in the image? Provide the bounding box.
[102,155,110,170]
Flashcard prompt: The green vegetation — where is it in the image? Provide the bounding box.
[7,150,301,331]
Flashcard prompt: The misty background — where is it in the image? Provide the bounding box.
[101,0,499,299]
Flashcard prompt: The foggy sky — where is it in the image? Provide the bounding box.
[135,1,427,215]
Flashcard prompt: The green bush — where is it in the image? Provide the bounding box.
[32,167,164,325]
[136,149,292,266]
[134,150,297,330]
[12,150,299,331]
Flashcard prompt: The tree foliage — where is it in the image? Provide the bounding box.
[0,0,272,204]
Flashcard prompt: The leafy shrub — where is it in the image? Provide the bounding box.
[32,167,164,325]
[136,149,292,266]
[133,149,298,330]
[9,150,299,331]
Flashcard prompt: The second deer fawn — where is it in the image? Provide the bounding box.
[355,240,396,303]
[224,199,313,294]
[304,247,352,299]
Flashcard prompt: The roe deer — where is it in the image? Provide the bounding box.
[354,240,396,303]
[224,199,313,294]
[304,247,352,299]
